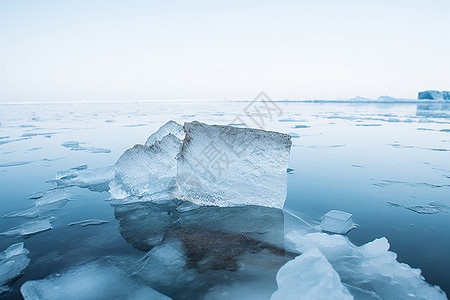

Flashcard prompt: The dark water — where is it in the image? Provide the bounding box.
[0,101,449,299]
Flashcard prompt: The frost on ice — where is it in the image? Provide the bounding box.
[20,258,170,300]
[0,243,30,294]
[320,210,356,234]
[174,121,292,208]
[271,248,353,300]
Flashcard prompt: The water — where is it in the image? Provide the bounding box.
[0,100,449,299]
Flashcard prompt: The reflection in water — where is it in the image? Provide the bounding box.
[113,200,297,299]
[416,103,450,118]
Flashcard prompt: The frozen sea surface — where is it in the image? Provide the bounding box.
[0,100,449,299]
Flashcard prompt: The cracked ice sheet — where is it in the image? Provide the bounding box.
[20,258,171,300]
[283,231,447,299]
[175,121,292,208]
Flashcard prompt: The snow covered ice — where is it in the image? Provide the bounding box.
[271,248,353,300]
[20,258,170,300]
[320,210,356,234]
[0,243,30,294]
[174,121,292,208]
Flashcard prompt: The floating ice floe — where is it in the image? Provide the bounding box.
[55,166,115,192]
[0,243,30,294]
[0,219,53,237]
[284,231,447,299]
[320,210,356,234]
[20,258,171,300]
[271,248,353,300]
[175,121,292,208]
[3,189,69,219]
[68,219,108,227]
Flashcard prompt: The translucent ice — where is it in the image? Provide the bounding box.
[145,120,184,146]
[109,121,183,199]
[20,259,171,300]
[0,243,30,294]
[271,248,353,300]
[34,189,68,206]
[55,166,115,192]
[320,210,356,234]
[175,121,292,208]
[285,231,447,299]
[0,219,52,237]
[68,219,108,227]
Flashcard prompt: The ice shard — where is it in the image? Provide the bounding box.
[109,121,183,199]
[0,243,30,294]
[271,248,353,300]
[0,219,53,237]
[174,121,292,208]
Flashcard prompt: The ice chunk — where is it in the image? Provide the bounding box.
[0,243,30,294]
[20,259,171,300]
[55,166,115,192]
[0,219,53,237]
[68,219,108,227]
[109,122,183,199]
[271,248,353,300]
[320,210,356,234]
[145,120,184,146]
[3,200,69,219]
[175,121,292,208]
[285,231,447,299]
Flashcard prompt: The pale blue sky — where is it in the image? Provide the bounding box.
[0,0,449,102]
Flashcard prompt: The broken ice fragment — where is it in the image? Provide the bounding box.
[145,120,184,146]
[68,219,108,227]
[271,248,353,300]
[55,166,115,192]
[3,199,68,219]
[175,121,292,208]
[285,231,447,299]
[0,219,53,237]
[35,189,68,206]
[320,210,356,234]
[20,259,171,300]
[109,121,183,199]
[0,243,30,294]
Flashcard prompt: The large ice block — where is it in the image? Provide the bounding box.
[271,248,353,300]
[0,243,30,294]
[174,121,292,208]
[109,121,183,199]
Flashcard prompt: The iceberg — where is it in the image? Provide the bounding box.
[285,231,447,299]
[418,90,450,100]
[109,121,183,199]
[0,243,30,294]
[20,258,171,300]
[174,121,292,208]
[320,210,356,234]
[0,219,53,237]
[271,248,353,300]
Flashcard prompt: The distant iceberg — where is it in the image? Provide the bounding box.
[418,90,450,100]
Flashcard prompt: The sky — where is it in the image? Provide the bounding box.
[0,0,449,102]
